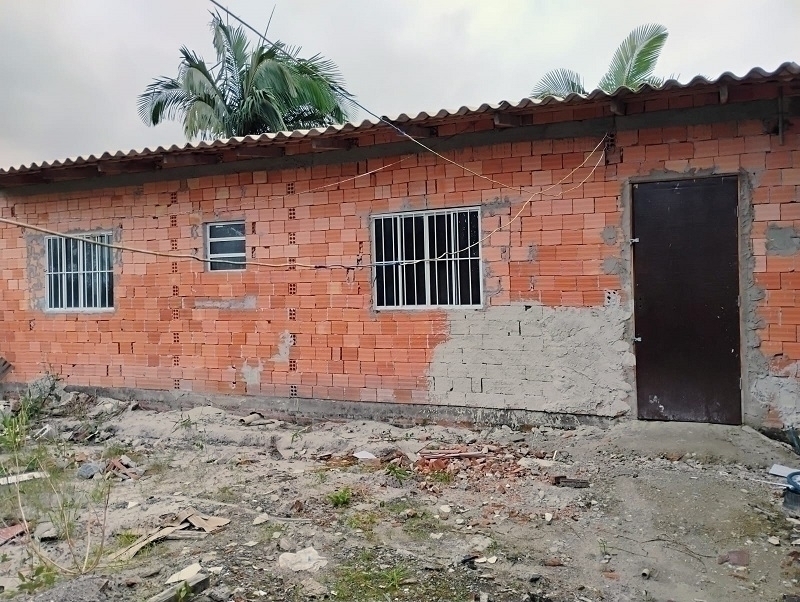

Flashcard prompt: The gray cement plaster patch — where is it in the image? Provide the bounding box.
[241,358,264,394]
[24,226,122,311]
[195,295,257,310]
[601,225,618,246]
[602,257,623,275]
[271,330,292,363]
[429,304,633,417]
[766,225,800,256]
[751,372,800,427]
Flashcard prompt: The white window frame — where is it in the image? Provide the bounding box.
[206,221,247,271]
[45,232,114,312]
[371,206,483,310]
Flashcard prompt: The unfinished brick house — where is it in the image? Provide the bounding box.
[1,63,799,430]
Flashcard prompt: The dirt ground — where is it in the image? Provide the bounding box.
[2,394,800,602]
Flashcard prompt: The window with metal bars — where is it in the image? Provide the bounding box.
[46,233,114,310]
[372,208,482,309]
[206,222,246,271]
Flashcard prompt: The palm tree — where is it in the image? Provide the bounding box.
[530,24,669,99]
[138,13,353,139]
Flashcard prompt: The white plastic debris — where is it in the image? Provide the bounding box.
[278,547,328,572]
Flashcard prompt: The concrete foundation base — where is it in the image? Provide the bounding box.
[0,382,618,430]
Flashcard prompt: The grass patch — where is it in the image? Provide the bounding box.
[115,530,141,547]
[401,510,443,538]
[213,485,239,503]
[328,487,353,508]
[380,499,415,514]
[331,563,410,600]
[427,470,453,484]
[345,512,378,533]
[329,552,473,602]
[385,463,412,484]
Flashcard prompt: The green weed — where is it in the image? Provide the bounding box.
[385,463,412,484]
[328,487,353,508]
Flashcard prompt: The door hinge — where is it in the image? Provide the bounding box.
[629,238,640,244]
[633,336,642,343]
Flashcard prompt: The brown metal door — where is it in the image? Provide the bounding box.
[632,177,741,424]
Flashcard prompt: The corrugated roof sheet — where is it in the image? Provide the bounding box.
[2,62,798,177]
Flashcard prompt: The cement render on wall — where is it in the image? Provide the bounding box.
[428,303,634,417]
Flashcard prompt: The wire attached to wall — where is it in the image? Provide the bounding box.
[0,139,605,270]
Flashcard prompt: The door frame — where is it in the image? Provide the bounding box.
[621,171,749,424]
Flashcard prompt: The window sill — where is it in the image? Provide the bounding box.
[43,308,116,315]
[374,304,484,312]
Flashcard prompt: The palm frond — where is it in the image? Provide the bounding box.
[137,77,194,126]
[530,69,587,100]
[598,23,668,93]
[140,12,355,139]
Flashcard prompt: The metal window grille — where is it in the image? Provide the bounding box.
[372,207,482,309]
[46,233,114,310]
[206,221,246,271]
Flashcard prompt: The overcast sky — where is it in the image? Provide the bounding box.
[1,1,797,169]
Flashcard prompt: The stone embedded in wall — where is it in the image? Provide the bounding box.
[429,304,633,417]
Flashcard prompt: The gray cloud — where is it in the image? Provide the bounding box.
[0,0,797,169]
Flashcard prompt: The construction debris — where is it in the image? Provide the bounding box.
[1,389,799,602]
[164,563,202,585]
[146,573,209,602]
[551,476,590,488]
[110,509,230,562]
[278,547,328,572]
[0,357,11,380]
[0,524,25,546]
[0,471,47,486]
[771,464,800,478]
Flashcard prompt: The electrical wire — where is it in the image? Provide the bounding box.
[0,3,610,272]
[0,142,605,270]
[208,0,603,201]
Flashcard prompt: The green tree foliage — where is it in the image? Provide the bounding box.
[138,12,353,139]
[531,24,669,99]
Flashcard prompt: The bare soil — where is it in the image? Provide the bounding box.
[2,400,800,602]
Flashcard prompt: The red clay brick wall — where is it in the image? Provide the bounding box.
[0,100,798,422]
